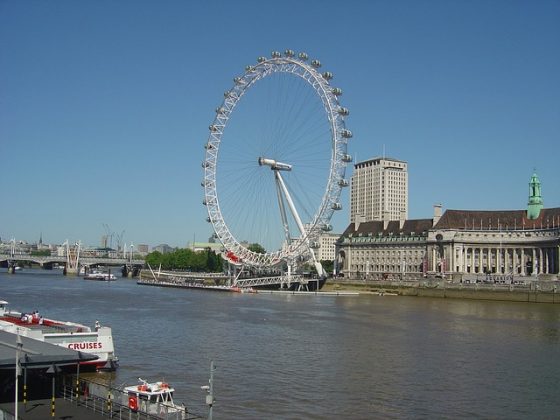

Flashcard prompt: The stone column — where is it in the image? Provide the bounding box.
[478,247,482,273]
[497,247,501,274]
[519,248,526,276]
[557,245,560,274]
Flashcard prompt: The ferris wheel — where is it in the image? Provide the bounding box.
[202,50,353,274]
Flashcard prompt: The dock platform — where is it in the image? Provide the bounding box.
[1,399,109,419]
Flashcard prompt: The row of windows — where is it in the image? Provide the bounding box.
[353,249,424,256]
[353,257,423,264]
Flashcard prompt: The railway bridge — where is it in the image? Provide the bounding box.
[0,252,144,277]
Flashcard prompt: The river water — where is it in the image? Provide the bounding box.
[2,269,559,419]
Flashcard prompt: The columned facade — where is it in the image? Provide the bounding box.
[338,207,560,281]
[427,208,560,278]
[441,244,559,275]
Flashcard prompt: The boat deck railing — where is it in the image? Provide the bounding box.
[61,376,203,420]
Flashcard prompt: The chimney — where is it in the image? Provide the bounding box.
[355,214,365,231]
[399,210,406,230]
[383,210,390,230]
[433,204,443,227]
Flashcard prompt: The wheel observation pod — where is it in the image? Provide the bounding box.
[203,50,352,270]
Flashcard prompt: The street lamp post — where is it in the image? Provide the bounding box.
[15,330,22,419]
[201,360,216,420]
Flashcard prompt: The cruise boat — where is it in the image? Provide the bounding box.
[0,300,118,371]
[84,270,117,281]
[124,378,187,419]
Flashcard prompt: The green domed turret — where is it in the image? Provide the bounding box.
[527,171,543,220]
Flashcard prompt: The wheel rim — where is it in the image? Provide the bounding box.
[203,51,351,268]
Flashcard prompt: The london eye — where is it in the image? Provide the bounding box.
[202,50,353,278]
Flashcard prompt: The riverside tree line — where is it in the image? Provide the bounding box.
[145,248,223,272]
[145,244,335,275]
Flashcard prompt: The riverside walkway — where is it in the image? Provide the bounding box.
[1,399,109,420]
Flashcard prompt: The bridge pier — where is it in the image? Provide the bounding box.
[122,265,141,278]
[64,266,79,275]
[7,263,16,274]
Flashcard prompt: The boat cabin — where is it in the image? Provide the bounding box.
[124,379,186,418]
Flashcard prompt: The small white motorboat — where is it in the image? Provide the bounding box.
[124,378,187,419]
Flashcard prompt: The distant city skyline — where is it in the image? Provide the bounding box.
[1,1,559,248]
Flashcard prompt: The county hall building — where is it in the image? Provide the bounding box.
[337,163,560,280]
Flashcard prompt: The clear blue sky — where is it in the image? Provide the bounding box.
[1,0,559,248]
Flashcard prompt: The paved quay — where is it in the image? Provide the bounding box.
[1,398,109,419]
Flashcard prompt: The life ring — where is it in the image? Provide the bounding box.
[128,396,138,411]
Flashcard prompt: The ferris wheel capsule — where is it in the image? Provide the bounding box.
[342,154,353,162]
[311,59,321,68]
[284,49,295,57]
[322,72,333,80]
[271,51,281,58]
[338,179,349,187]
[331,203,342,210]
[332,88,342,96]
[245,65,255,72]
[321,224,333,232]
[257,56,267,63]
[338,107,349,116]
[298,52,308,61]
[341,129,353,139]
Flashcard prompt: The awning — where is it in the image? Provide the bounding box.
[0,330,98,369]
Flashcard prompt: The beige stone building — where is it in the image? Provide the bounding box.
[338,172,560,281]
[337,216,434,279]
[350,157,408,223]
[427,208,560,277]
[317,232,340,261]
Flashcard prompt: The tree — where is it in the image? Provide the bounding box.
[248,243,266,254]
[145,251,163,268]
[30,250,51,256]
[144,248,224,272]
[320,260,334,274]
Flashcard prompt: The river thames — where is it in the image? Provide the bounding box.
[2,269,559,419]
